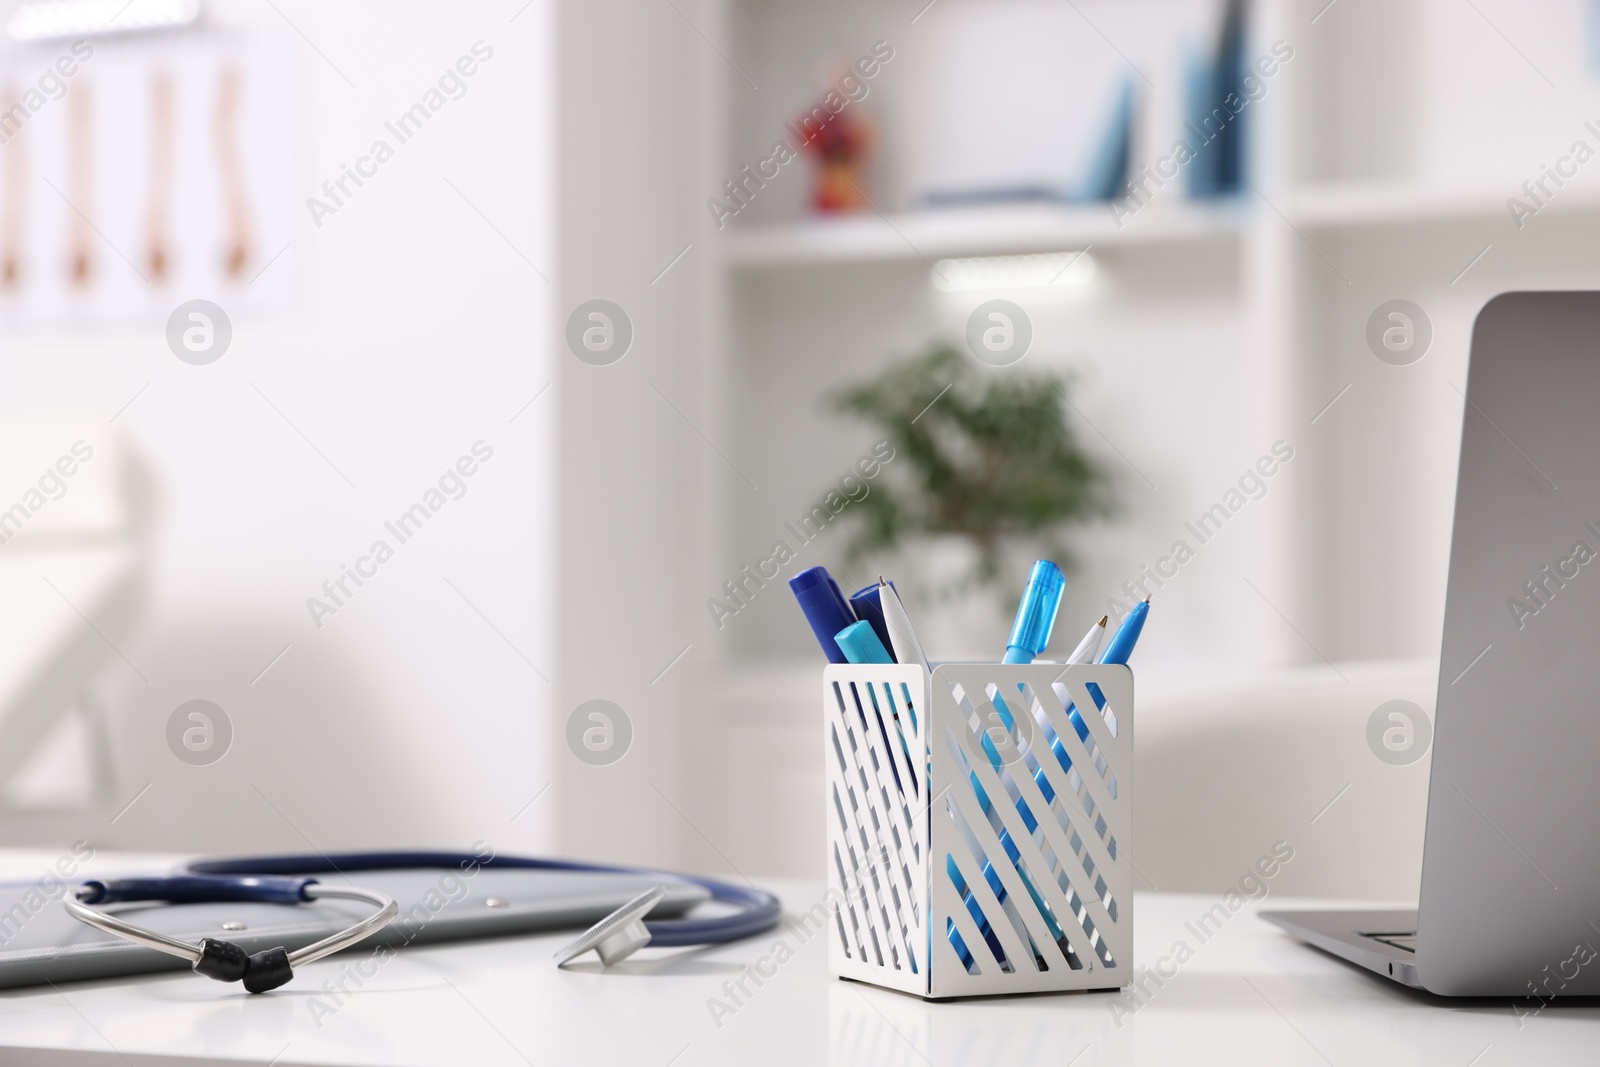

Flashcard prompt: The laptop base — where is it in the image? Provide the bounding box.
[1258,909,1423,989]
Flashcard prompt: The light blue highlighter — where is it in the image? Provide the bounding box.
[835,620,895,665]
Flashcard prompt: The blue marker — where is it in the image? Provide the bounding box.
[953,560,1072,959]
[981,559,1065,755]
[981,559,1064,763]
[836,620,914,798]
[1003,560,1066,664]
[788,566,857,663]
[847,581,897,659]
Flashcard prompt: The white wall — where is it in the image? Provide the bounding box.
[0,0,557,857]
[554,0,725,872]
[1290,0,1600,664]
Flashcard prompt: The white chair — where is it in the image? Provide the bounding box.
[0,416,144,815]
[1133,660,1436,900]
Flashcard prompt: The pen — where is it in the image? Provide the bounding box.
[1039,596,1150,788]
[1031,614,1106,753]
[967,603,1150,956]
[1098,597,1148,666]
[877,578,929,672]
[1065,615,1108,667]
[983,614,1104,805]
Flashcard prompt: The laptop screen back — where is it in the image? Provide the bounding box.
[1417,291,1600,996]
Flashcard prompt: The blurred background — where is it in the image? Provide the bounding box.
[2,0,1598,899]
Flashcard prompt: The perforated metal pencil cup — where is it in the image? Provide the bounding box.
[823,661,1133,998]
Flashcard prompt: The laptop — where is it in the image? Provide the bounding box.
[1261,291,1600,997]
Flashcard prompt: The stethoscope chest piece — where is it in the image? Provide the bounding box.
[554,885,667,968]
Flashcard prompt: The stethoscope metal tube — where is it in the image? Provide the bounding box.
[64,876,397,993]
[282,885,399,967]
[64,891,207,963]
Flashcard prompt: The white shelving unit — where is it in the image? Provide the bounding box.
[686,0,1600,877]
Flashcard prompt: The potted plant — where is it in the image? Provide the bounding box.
[825,343,1117,647]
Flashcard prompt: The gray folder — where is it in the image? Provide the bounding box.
[0,868,709,990]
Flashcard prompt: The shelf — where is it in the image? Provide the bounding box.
[719,181,1600,267]
[1289,179,1600,230]
[721,202,1245,268]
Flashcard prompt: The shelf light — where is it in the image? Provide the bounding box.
[7,0,200,42]
[931,250,1097,292]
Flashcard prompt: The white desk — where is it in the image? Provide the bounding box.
[2,855,1596,1066]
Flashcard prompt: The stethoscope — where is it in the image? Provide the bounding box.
[65,851,782,994]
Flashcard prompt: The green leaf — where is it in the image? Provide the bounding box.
[824,343,1118,591]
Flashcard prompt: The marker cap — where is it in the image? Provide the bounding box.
[788,565,857,664]
[1007,560,1065,658]
[848,581,895,656]
[788,566,833,595]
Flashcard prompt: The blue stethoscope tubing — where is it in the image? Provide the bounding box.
[185,851,782,948]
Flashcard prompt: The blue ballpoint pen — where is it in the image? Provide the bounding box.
[1098,596,1149,668]
[962,597,1151,965]
[1034,596,1149,800]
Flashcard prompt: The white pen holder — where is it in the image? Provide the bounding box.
[823,662,1134,999]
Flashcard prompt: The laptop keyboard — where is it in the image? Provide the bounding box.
[1363,932,1417,953]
